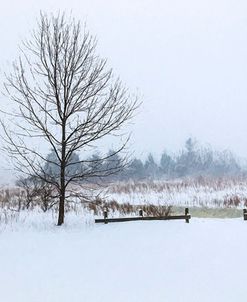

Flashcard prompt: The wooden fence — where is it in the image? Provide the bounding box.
[95,208,191,224]
[243,209,247,220]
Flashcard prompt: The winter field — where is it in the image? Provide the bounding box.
[1,177,247,302]
[107,177,247,208]
[0,216,247,302]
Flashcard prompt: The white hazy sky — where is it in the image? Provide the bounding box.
[1,0,247,169]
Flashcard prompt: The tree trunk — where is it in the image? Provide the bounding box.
[57,191,65,225]
[57,119,66,226]
[57,165,65,225]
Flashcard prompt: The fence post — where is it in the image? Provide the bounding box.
[139,209,143,217]
[243,209,247,221]
[185,208,189,223]
[103,208,108,224]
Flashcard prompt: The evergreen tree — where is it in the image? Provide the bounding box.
[127,158,145,180]
[160,151,175,176]
[44,150,81,180]
[144,153,158,179]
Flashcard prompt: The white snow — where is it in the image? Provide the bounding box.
[0,216,247,302]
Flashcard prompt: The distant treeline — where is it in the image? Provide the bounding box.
[41,138,244,182]
[106,138,244,181]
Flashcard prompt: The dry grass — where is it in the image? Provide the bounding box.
[109,176,247,195]
[1,176,247,225]
[107,176,247,208]
[87,196,172,217]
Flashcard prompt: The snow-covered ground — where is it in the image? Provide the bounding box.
[1,216,247,302]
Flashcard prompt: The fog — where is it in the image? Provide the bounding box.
[0,0,247,182]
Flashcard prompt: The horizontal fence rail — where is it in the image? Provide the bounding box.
[95,208,191,224]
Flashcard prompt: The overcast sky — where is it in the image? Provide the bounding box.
[1,0,247,182]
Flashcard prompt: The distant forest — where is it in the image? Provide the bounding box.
[42,138,245,183]
[112,138,244,181]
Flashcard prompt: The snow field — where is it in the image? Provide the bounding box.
[0,218,247,302]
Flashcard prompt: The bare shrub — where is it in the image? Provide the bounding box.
[223,195,241,208]
[86,197,172,217]
[16,177,58,212]
[141,204,172,217]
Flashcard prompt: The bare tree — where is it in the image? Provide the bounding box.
[1,12,138,225]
